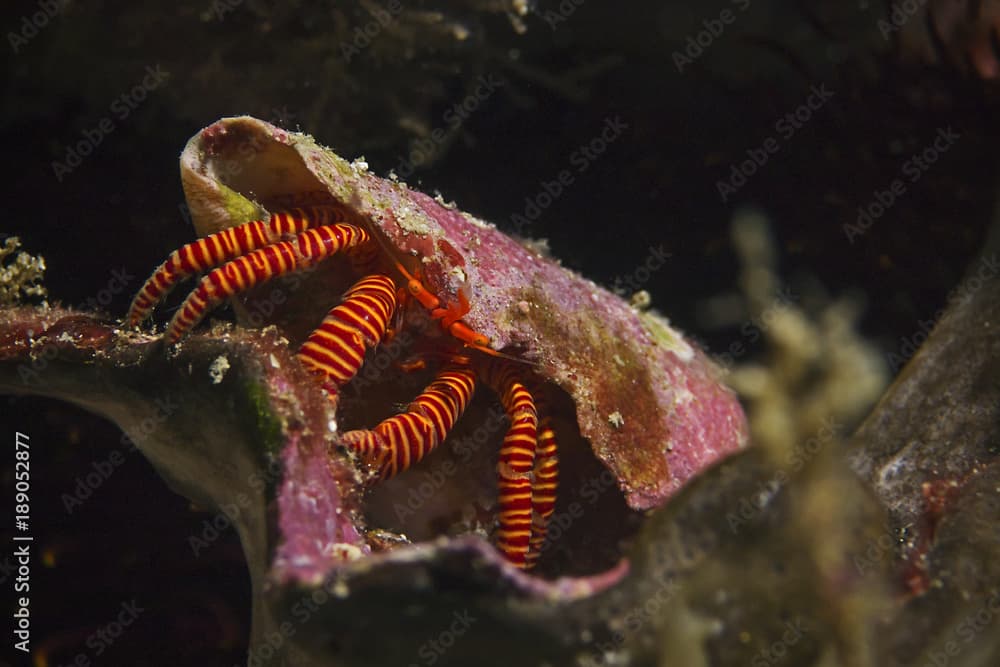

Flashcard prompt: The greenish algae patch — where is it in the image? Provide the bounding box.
[292,132,435,239]
[219,182,263,223]
[209,182,265,225]
[241,374,284,459]
[639,309,694,362]
[516,284,654,391]
[513,285,668,486]
[300,135,357,201]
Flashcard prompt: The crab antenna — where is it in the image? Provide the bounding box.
[467,343,541,367]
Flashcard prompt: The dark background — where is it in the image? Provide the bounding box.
[2,1,998,664]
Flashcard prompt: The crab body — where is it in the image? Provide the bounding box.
[134,115,748,580]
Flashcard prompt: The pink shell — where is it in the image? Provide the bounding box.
[181,115,749,516]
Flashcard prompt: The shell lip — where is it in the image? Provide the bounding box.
[278,535,632,602]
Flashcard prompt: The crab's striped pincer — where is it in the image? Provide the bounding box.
[164,223,370,344]
[127,207,353,328]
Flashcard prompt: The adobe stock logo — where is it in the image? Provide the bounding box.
[842,126,960,244]
[716,83,835,203]
[509,115,629,234]
[7,0,68,54]
[672,0,752,73]
[339,0,404,62]
[877,0,930,40]
[51,65,170,182]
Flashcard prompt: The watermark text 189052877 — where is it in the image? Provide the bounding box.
[12,431,32,654]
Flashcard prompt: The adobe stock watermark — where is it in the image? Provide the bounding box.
[57,599,145,665]
[949,252,999,308]
[852,523,899,577]
[610,244,671,296]
[750,617,807,666]
[586,570,682,665]
[392,406,507,524]
[716,83,835,203]
[390,73,504,179]
[726,416,840,533]
[16,322,151,398]
[51,65,170,182]
[407,609,477,667]
[541,0,585,30]
[672,0,752,73]
[918,589,1000,667]
[877,0,930,41]
[169,115,293,188]
[509,114,629,234]
[240,259,327,329]
[885,252,998,373]
[14,339,61,394]
[208,105,304,184]
[206,0,245,21]
[7,253,139,402]
[581,529,722,666]
[587,453,821,666]
[7,0,68,54]
[711,286,799,370]
[346,323,433,396]
[843,126,960,244]
[537,467,618,557]
[242,584,337,667]
[61,394,181,514]
[76,266,135,312]
[339,0,404,62]
[189,456,284,556]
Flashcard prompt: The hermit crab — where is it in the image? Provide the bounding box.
[128,203,560,569]
[125,115,747,579]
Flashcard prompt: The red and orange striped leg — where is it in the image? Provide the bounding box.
[480,360,538,569]
[525,408,559,570]
[165,223,371,344]
[296,274,398,395]
[386,256,493,350]
[128,207,350,325]
[341,364,477,480]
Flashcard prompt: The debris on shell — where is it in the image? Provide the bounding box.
[208,355,230,384]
